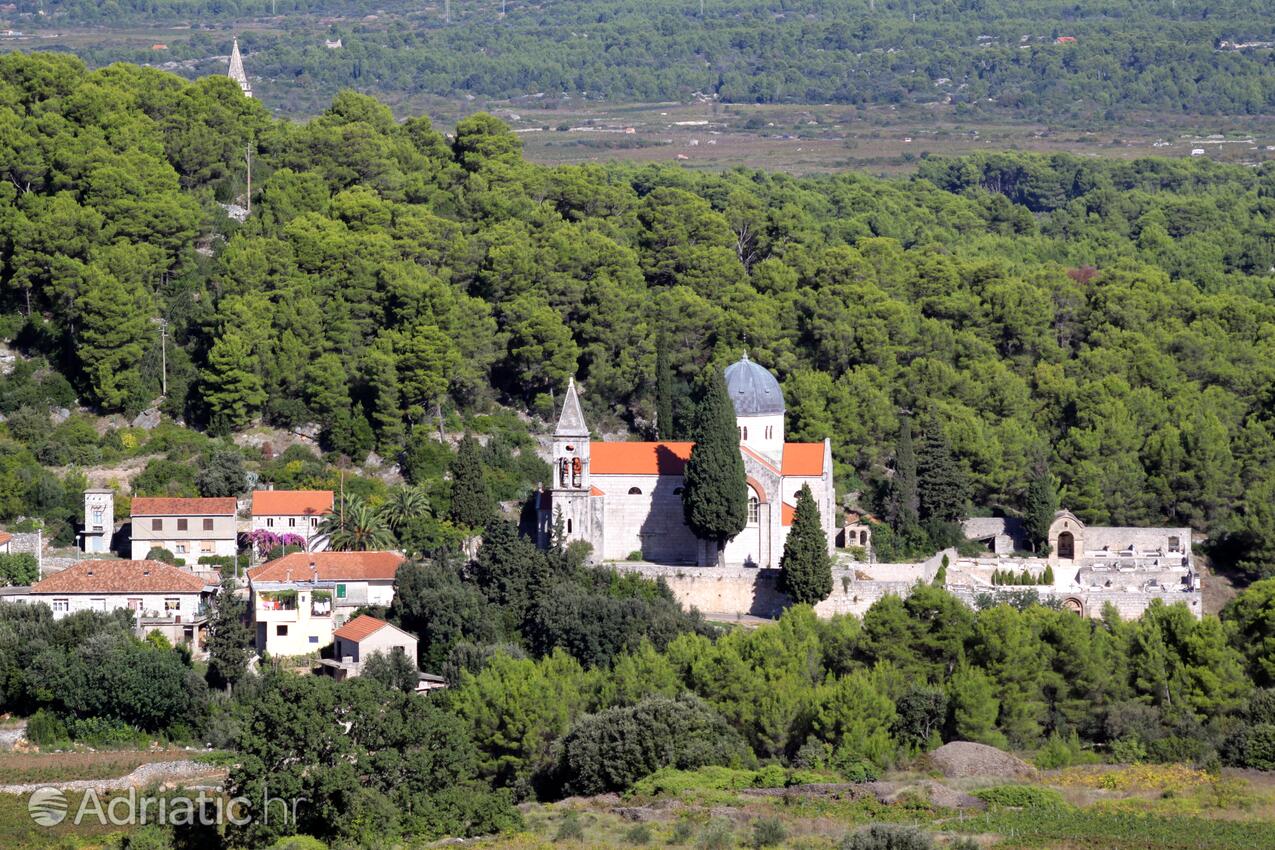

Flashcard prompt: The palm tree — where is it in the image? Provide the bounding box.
[319,495,394,551]
[377,485,430,531]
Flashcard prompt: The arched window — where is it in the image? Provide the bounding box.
[742,426,748,440]
[748,496,760,524]
[1057,531,1075,560]
[628,487,642,495]
[566,518,573,534]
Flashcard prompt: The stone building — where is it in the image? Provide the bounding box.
[538,356,834,567]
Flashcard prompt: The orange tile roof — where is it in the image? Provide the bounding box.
[31,560,209,594]
[589,442,693,475]
[0,531,11,546]
[590,486,605,496]
[782,502,797,526]
[251,490,333,517]
[782,443,825,476]
[333,614,389,642]
[131,497,237,516]
[248,551,405,583]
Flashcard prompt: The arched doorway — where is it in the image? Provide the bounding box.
[1057,531,1075,560]
[1062,597,1084,616]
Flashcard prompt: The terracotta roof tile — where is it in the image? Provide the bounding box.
[251,490,333,517]
[781,443,825,476]
[782,502,797,526]
[590,486,605,496]
[0,531,11,546]
[31,560,209,594]
[131,497,237,516]
[248,551,405,583]
[590,442,693,475]
[333,614,389,642]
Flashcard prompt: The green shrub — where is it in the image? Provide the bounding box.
[632,766,760,797]
[67,716,149,747]
[697,819,734,850]
[265,838,329,850]
[146,546,176,565]
[750,817,788,848]
[625,823,653,845]
[120,824,174,850]
[627,550,644,561]
[25,709,68,746]
[1111,737,1147,764]
[1035,729,1096,769]
[840,824,935,850]
[972,784,1065,809]
[670,817,697,845]
[554,809,585,842]
[0,552,38,586]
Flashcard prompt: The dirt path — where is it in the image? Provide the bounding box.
[0,759,225,795]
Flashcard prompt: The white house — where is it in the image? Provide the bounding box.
[319,614,419,683]
[246,551,405,656]
[250,490,333,551]
[24,560,214,649]
[130,497,238,561]
[82,489,114,554]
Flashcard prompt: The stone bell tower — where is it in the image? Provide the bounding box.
[549,378,593,547]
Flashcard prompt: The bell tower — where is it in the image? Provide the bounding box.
[550,378,592,546]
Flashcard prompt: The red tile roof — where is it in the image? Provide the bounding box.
[251,490,333,517]
[782,502,796,526]
[590,486,605,496]
[588,440,825,477]
[131,497,237,516]
[590,442,693,475]
[781,443,825,476]
[248,551,405,583]
[333,614,389,642]
[0,531,11,546]
[31,560,209,594]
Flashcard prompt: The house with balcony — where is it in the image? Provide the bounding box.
[250,490,333,551]
[22,560,214,649]
[318,614,418,682]
[246,550,405,656]
[130,497,238,561]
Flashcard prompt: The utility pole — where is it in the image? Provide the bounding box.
[244,146,252,216]
[160,317,167,396]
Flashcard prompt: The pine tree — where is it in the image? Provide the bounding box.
[655,331,675,440]
[681,370,747,565]
[888,417,920,532]
[779,483,833,605]
[933,554,949,587]
[917,419,969,523]
[1024,455,1060,554]
[206,574,253,691]
[201,331,266,429]
[1042,564,1055,584]
[449,433,493,530]
[77,264,151,411]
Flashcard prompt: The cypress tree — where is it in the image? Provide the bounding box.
[1042,564,1055,585]
[779,483,833,605]
[449,433,493,530]
[1024,455,1060,554]
[655,331,675,440]
[205,574,252,692]
[917,419,969,523]
[888,417,920,532]
[681,370,747,565]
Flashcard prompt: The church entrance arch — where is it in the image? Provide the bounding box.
[1057,531,1075,560]
[1062,597,1084,616]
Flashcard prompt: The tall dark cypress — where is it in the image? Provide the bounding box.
[681,371,748,565]
[655,332,675,440]
[1024,454,1060,553]
[917,420,969,523]
[779,483,833,605]
[449,432,493,530]
[889,417,920,532]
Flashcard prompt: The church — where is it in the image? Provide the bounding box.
[538,356,835,567]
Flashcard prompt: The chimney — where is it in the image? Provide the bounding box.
[285,568,292,582]
[310,559,318,583]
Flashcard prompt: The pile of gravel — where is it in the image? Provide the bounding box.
[925,741,1035,779]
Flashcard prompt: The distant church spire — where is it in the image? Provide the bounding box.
[555,378,589,437]
[228,36,252,98]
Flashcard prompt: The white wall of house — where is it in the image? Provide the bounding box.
[131,515,237,560]
[252,585,336,656]
[27,591,205,620]
[334,627,416,668]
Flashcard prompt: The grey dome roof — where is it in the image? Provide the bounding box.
[724,355,785,416]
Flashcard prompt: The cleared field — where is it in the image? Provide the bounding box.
[0,749,195,785]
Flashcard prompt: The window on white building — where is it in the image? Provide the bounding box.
[748,497,760,524]
[266,518,274,528]
[201,541,214,553]
[175,543,187,554]
[165,598,180,613]
[52,599,69,612]
[289,517,296,528]
[277,625,288,636]
[628,487,642,495]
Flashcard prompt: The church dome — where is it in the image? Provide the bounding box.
[724,355,785,416]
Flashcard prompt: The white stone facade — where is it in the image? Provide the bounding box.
[539,360,835,568]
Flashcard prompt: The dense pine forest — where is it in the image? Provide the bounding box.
[8,0,1275,118]
[1,52,1275,571]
